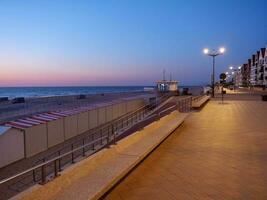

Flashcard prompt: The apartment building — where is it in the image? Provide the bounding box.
[250,54,257,86]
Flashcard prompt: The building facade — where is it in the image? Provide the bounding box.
[228,44,267,88]
[263,46,267,86]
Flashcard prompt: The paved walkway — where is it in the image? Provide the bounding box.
[104,96,267,200]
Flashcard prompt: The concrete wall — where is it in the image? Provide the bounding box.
[47,119,64,148]
[64,115,78,140]
[24,124,47,158]
[77,111,89,135]
[89,109,98,129]
[0,128,24,168]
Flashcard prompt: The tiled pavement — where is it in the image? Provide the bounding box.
[104,97,267,200]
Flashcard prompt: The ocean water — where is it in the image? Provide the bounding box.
[0,86,151,99]
[0,86,204,99]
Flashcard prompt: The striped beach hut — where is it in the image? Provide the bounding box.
[0,126,24,168]
[5,117,47,158]
[31,113,64,148]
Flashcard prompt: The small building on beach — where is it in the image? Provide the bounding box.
[156,80,178,92]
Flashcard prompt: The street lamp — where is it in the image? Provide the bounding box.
[203,47,226,97]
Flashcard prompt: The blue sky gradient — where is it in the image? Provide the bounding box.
[0,0,266,86]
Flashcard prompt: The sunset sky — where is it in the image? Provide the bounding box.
[0,0,266,86]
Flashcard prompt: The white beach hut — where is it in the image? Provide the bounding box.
[50,111,78,140]
[118,101,127,116]
[112,101,120,120]
[0,126,24,168]
[88,107,98,130]
[32,113,64,148]
[97,104,107,126]
[76,108,89,135]
[5,118,47,158]
[105,103,114,122]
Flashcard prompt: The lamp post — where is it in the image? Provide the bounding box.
[203,47,225,97]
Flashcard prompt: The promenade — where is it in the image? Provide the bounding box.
[104,93,267,200]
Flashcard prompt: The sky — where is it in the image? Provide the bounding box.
[0,0,267,87]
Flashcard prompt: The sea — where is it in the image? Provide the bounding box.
[0,86,204,99]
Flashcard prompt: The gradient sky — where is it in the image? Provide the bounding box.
[0,0,267,86]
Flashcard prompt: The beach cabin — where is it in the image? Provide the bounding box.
[89,108,98,129]
[31,113,64,148]
[97,105,107,126]
[50,111,78,140]
[106,104,114,122]
[118,101,127,116]
[77,109,89,135]
[112,101,120,119]
[5,118,48,158]
[0,126,24,168]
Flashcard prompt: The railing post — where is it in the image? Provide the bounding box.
[112,124,116,144]
[82,138,85,156]
[106,127,110,148]
[92,133,95,150]
[54,159,59,178]
[71,144,75,163]
[190,97,192,111]
[41,160,46,184]
[33,169,36,182]
[58,151,62,171]
[100,129,103,145]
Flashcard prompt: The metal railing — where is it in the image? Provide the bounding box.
[0,94,190,200]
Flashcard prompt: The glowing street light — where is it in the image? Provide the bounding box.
[203,48,209,54]
[226,72,229,75]
[219,47,225,54]
[203,47,226,97]
[238,66,241,70]
[229,66,233,70]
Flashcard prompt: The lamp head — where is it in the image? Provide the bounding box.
[203,48,209,55]
[219,47,225,54]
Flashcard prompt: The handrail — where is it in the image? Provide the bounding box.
[0,136,106,185]
[35,94,170,162]
[0,93,176,200]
